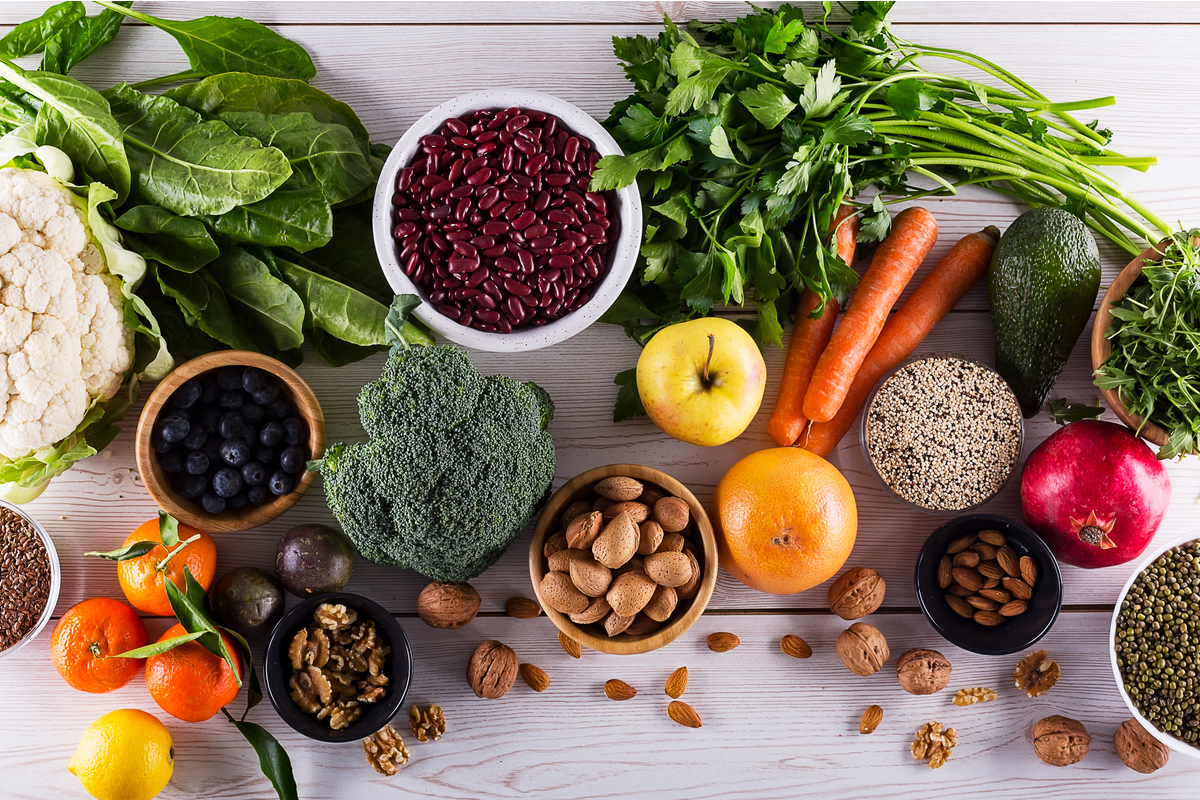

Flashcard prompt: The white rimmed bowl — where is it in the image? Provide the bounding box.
[0,500,60,659]
[1110,531,1200,760]
[372,89,643,353]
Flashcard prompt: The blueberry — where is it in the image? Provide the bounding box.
[158,449,184,474]
[241,367,271,394]
[266,396,291,418]
[185,451,209,475]
[254,444,277,465]
[212,467,243,498]
[279,445,306,474]
[247,484,268,505]
[217,366,245,391]
[227,491,250,511]
[198,405,222,431]
[151,429,172,454]
[240,460,267,486]
[202,436,222,460]
[183,425,209,451]
[175,472,208,499]
[258,420,284,447]
[158,415,190,443]
[241,402,265,425]
[200,375,220,404]
[171,407,192,423]
[252,381,281,406]
[283,417,307,446]
[219,438,251,467]
[218,390,244,410]
[218,411,245,439]
[199,492,227,514]
[267,470,294,496]
[172,379,203,409]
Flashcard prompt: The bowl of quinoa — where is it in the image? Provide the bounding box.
[860,354,1023,514]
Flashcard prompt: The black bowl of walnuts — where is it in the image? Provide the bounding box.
[136,352,325,532]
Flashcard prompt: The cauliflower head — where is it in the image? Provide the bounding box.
[0,167,134,460]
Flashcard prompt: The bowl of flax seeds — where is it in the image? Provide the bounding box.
[0,500,59,658]
[860,354,1023,515]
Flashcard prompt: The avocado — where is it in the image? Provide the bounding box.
[988,207,1101,418]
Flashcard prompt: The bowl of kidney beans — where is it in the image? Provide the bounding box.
[373,89,642,353]
[135,352,326,533]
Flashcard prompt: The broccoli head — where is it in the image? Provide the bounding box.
[311,345,556,581]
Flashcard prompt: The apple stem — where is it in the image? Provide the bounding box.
[703,334,715,386]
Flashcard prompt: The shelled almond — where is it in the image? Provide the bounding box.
[937,529,1037,626]
[539,474,705,639]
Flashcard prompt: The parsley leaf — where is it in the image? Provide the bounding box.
[739,83,798,129]
[821,111,874,145]
[764,18,806,54]
[613,368,647,422]
[800,60,848,119]
[617,104,664,142]
[858,195,892,242]
[885,79,944,121]
[708,125,737,161]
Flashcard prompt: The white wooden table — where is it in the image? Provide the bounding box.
[2,3,1199,798]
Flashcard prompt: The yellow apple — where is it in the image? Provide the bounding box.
[637,317,766,447]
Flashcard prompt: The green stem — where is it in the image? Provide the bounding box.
[130,69,209,90]
[155,533,201,572]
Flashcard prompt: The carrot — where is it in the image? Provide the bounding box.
[767,205,859,446]
[802,206,939,423]
[801,226,1000,456]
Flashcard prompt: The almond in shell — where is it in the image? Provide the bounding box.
[547,547,587,573]
[569,596,611,625]
[643,584,678,622]
[644,551,693,588]
[565,511,605,550]
[540,571,589,614]
[653,496,690,532]
[592,512,640,569]
[606,571,657,617]
[569,557,613,598]
[604,612,635,636]
[637,520,664,556]
[625,613,661,636]
[614,555,645,577]
[676,548,703,600]
[595,476,643,502]
[657,532,686,553]
[543,531,568,558]
[560,500,594,526]
[603,501,650,524]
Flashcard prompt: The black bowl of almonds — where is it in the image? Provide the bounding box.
[915,513,1062,656]
[264,593,412,743]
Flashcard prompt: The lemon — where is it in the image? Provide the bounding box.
[68,709,174,800]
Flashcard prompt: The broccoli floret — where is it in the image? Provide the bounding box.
[311,345,556,581]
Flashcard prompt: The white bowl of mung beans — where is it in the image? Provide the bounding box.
[860,353,1024,515]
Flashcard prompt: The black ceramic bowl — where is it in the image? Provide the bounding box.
[914,513,1062,656]
[264,593,413,742]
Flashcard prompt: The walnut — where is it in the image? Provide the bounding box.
[1014,649,1060,697]
[367,645,389,676]
[329,701,363,730]
[303,628,330,668]
[416,581,481,629]
[895,648,952,695]
[345,648,369,674]
[315,603,357,631]
[357,685,387,704]
[1114,718,1170,774]
[835,622,890,676]
[953,686,998,706]
[350,620,378,653]
[326,670,358,699]
[307,665,333,704]
[332,627,354,646]
[287,629,308,670]
[827,567,886,620]
[409,704,446,742]
[326,644,348,672]
[288,672,321,714]
[1032,715,1090,766]
[466,640,519,699]
[911,721,956,769]
[363,725,409,776]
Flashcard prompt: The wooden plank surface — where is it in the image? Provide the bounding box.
[0,2,1198,798]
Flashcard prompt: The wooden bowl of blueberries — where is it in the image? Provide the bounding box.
[135,352,326,532]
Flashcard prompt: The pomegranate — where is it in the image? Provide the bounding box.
[1021,420,1171,569]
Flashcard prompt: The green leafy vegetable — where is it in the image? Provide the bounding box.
[205,187,332,252]
[206,247,306,352]
[94,0,316,86]
[1095,231,1200,458]
[613,368,647,422]
[1049,398,1105,425]
[103,84,292,216]
[115,205,220,273]
[41,2,131,75]
[0,1,84,59]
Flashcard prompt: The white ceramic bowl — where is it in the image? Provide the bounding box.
[0,499,60,660]
[1109,531,1200,760]
[372,89,643,353]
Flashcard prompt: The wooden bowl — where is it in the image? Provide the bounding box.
[529,464,718,655]
[135,351,326,532]
[1092,242,1170,448]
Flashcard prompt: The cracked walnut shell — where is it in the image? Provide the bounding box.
[409,704,446,742]
[1032,715,1090,766]
[363,725,409,775]
[895,648,952,695]
[827,567,886,620]
[1014,649,1059,697]
[467,640,518,699]
[836,622,890,676]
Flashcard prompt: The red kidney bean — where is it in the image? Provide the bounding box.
[452,240,478,258]
[503,278,531,297]
[504,202,524,222]
[479,219,509,236]
[469,213,486,226]
[472,293,498,311]
[549,240,576,256]
[582,222,606,239]
[475,141,499,157]
[477,187,501,211]
[481,245,506,258]
[524,224,549,240]
[505,114,530,133]
[459,307,475,327]
[419,174,441,189]
[516,249,535,273]
[510,174,534,188]
[471,235,495,249]
[437,303,461,319]
[431,234,452,253]
[462,268,487,288]
[534,191,551,212]
[445,118,469,136]
[585,192,607,214]
[516,127,539,145]
[548,254,574,269]
[562,136,580,163]
[503,188,529,203]
[466,168,492,187]
[448,184,473,200]
[530,234,557,249]
[511,210,536,230]
[427,204,453,221]
[397,168,414,191]
[403,252,421,275]
[454,198,471,222]
[524,153,549,176]
[545,173,571,187]
[488,200,511,219]
[427,152,442,173]
[512,136,537,157]
[422,134,448,149]
[393,220,418,238]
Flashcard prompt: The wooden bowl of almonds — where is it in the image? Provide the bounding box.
[529,464,718,655]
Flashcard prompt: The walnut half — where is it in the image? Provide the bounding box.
[1014,649,1060,697]
[315,603,358,631]
[409,704,446,743]
[911,721,956,769]
[363,725,409,776]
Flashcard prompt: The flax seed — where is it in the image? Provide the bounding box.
[0,508,50,651]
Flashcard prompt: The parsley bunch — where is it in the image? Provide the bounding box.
[1096,231,1200,460]
[591,2,1177,419]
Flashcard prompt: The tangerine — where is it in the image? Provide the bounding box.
[144,623,242,723]
[711,447,857,595]
[117,520,216,617]
[50,597,150,693]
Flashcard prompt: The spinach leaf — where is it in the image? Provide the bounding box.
[93,0,315,83]
[207,247,305,351]
[116,206,220,273]
[103,84,291,216]
[165,73,370,158]
[0,61,130,201]
[155,263,259,352]
[205,186,332,252]
[0,1,84,59]
[41,2,131,75]
[309,329,382,368]
[218,110,373,205]
[273,255,389,346]
[282,210,392,303]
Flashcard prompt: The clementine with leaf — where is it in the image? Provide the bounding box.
[116,518,216,616]
[145,623,242,722]
[50,597,149,693]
